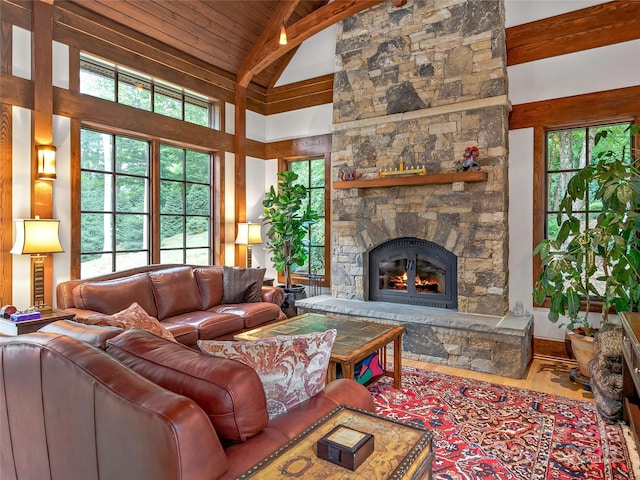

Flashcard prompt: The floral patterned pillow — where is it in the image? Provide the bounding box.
[85,302,176,343]
[198,329,337,419]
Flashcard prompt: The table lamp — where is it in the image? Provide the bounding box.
[235,222,262,268]
[11,217,64,310]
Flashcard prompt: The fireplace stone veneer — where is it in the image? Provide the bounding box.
[330,0,510,317]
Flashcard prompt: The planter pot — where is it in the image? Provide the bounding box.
[280,284,307,318]
[567,330,596,379]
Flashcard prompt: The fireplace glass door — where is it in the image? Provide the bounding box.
[368,237,457,309]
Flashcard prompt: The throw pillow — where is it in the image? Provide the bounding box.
[198,329,337,419]
[86,302,176,343]
[222,266,265,304]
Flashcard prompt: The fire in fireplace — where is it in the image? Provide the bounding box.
[366,237,457,309]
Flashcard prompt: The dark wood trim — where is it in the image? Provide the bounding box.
[265,133,332,159]
[234,86,247,267]
[213,151,224,265]
[533,337,570,360]
[0,16,11,304]
[150,139,161,265]
[32,0,55,307]
[1,18,12,75]
[0,0,31,30]
[53,88,234,152]
[0,103,12,305]
[69,118,81,280]
[266,74,334,115]
[506,1,640,66]
[509,85,640,130]
[0,73,33,109]
[531,126,545,292]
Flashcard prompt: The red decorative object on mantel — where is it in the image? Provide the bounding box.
[338,169,363,181]
[458,146,480,172]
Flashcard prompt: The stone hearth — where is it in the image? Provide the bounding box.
[296,295,532,378]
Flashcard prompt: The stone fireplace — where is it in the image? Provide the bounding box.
[330,0,510,317]
[296,0,532,379]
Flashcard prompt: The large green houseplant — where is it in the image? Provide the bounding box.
[262,170,318,290]
[533,126,640,377]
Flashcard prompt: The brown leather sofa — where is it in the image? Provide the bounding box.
[56,264,286,346]
[0,322,376,480]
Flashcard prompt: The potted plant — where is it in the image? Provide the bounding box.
[262,170,318,312]
[533,125,640,380]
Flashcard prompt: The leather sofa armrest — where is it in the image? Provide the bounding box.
[261,286,284,306]
[319,379,376,412]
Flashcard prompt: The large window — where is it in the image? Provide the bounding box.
[80,54,220,129]
[545,122,633,242]
[80,129,151,277]
[80,128,213,277]
[287,157,329,285]
[159,145,211,265]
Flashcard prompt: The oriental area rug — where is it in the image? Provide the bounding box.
[368,366,638,480]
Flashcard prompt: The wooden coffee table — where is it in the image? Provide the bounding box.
[237,405,433,479]
[234,313,405,388]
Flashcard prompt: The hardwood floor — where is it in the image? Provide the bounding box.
[399,355,594,401]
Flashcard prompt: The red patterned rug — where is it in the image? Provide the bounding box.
[368,366,637,480]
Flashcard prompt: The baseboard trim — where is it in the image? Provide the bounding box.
[533,337,570,360]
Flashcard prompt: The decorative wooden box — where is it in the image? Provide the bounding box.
[316,425,374,471]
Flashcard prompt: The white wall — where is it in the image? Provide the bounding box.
[505,0,636,340]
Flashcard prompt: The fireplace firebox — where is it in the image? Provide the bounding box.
[366,237,457,309]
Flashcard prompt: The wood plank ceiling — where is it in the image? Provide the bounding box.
[66,0,330,90]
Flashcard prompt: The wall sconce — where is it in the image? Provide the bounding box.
[36,145,57,180]
[11,217,64,309]
[235,222,263,268]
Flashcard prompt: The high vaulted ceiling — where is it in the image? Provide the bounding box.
[65,0,390,90]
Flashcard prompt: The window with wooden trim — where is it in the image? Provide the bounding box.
[285,156,330,287]
[544,122,633,243]
[159,145,212,265]
[80,128,151,277]
[79,53,220,130]
[80,127,213,278]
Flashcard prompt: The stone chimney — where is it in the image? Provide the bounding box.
[330,0,510,316]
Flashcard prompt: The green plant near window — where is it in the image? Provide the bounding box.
[533,125,640,336]
[262,170,319,289]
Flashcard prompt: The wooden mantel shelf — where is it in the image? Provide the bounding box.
[333,171,487,189]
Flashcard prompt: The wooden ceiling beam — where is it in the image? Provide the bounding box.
[237,0,300,88]
[238,0,384,88]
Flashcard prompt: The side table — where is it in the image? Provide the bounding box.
[0,309,76,336]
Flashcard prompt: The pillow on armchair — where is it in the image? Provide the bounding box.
[222,266,265,303]
[198,329,336,419]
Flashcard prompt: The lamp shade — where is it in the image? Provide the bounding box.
[11,218,64,255]
[235,222,263,245]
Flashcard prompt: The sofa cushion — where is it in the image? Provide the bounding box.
[72,273,157,317]
[198,329,336,419]
[210,302,282,329]
[86,303,177,343]
[161,311,245,341]
[222,266,265,304]
[194,266,224,310]
[106,329,269,442]
[148,267,203,320]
